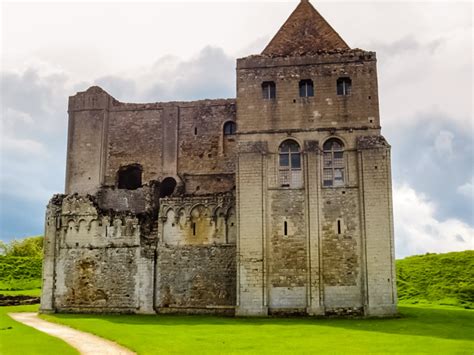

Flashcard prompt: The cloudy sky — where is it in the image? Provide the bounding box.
[1,1,472,257]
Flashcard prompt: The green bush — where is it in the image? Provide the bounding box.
[0,236,44,291]
[0,236,43,257]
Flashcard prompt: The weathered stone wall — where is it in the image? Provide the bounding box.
[237,51,380,133]
[158,193,235,246]
[268,189,307,309]
[155,245,236,311]
[321,188,362,311]
[66,88,237,195]
[178,102,236,175]
[105,108,163,185]
[66,87,110,195]
[358,136,397,316]
[41,195,156,314]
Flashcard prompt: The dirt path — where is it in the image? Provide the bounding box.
[9,313,136,355]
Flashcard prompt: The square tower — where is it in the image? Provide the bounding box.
[235,0,397,316]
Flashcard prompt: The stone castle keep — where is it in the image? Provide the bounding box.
[41,0,397,316]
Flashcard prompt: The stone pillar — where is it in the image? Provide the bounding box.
[358,136,397,316]
[304,141,325,315]
[40,201,60,313]
[235,142,268,316]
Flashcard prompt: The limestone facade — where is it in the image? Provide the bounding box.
[41,0,397,317]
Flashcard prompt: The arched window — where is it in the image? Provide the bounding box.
[117,164,142,190]
[262,81,276,99]
[223,121,236,135]
[299,79,314,97]
[337,77,352,96]
[279,140,302,188]
[323,138,345,187]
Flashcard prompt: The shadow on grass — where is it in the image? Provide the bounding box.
[48,305,474,342]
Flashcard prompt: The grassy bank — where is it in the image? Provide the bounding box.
[397,250,474,308]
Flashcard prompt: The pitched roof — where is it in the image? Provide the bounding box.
[262,0,350,57]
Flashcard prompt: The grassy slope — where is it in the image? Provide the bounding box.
[0,305,77,355]
[40,305,473,354]
[397,250,474,307]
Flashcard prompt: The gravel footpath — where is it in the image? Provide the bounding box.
[8,312,136,355]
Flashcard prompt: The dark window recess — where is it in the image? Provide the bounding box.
[117,165,142,190]
[223,121,237,135]
[337,220,342,234]
[159,177,177,198]
[262,81,276,99]
[337,77,352,96]
[194,127,198,135]
[284,221,288,236]
[192,222,196,236]
[299,79,314,97]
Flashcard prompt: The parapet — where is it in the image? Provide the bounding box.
[237,49,376,70]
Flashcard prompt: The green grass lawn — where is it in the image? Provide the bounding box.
[0,304,77,355]
[38,305,473,354]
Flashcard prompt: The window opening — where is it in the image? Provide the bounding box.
[337,77,352,96]
[223,121,237,135]
[279,140,302,188]
[337,220,342,235]
[194,127,198,135]
[284,221,288,236]
[192,222,196,236]
[323,138,345,187]
[262,81,276,99]
[299,79,314,97]
[159,177,177,198]
[117,164,142,190]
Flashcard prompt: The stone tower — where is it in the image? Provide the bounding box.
[235,0,397,316]
[40,0,396,317]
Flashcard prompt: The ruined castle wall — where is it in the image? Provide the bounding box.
[177,102,236,175]
[236,51,380,134]
[66,87,110,195]
[41,195,156,314]
[155,194,236,312]
[155,245,236,311]
[105,108,163,186]
[66,88,237,195]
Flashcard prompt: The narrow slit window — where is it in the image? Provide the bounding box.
[337,77,352,96]
[337,220,342,235]
[194,127,198,135]
[284,221,288,236]
[192,222,196,236]
[299,79,314,97]
[262,81,276,99]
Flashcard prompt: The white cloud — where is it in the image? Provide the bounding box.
[457,177,474,199]
[434,130,454,158]
[1,137,46,156]
[394,184,474,258]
